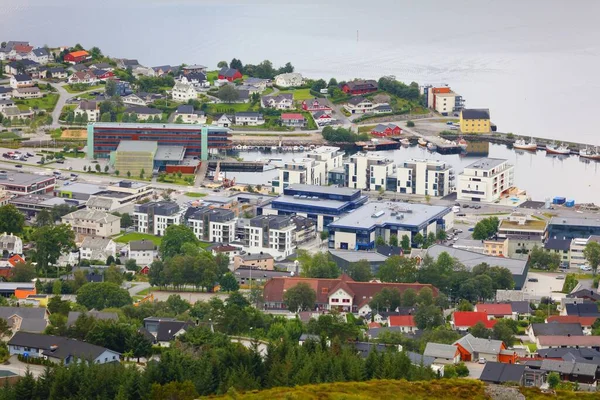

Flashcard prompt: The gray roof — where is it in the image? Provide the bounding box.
[273,195,348,211]
[347,96,369,106]
[66,310,119,327]
[13,74,32,82]
[0,87,12,94]
[374,104,392,110]
[537,347,600,360]
[130,240,155,251]
[86,197,113,209]
[461,108,490,120]
[156,321,191,342]
[31,48,48,57]
[9,332,118,359]
[0,307,46,320]
[176,105,194,114]
[544,238,571,251]
[218,67,239,78]
[77,100,97,110]
[480,362,526,384]
[233,268,291,280]
[0,172,53,187]
[540,359,598,377]
[453,334,503,354]
[19,319,48,333]
[426,245,527,275]
[239,253,273,261]
[125,106,162,115]
[565,303,600,317]
[62,209,120,224]
[464,158,506,170]
[80,237,113,251]
[328,249,388,263]
[154,146,185,161]
[116,140,158,153]
[510,301,532,314]
[424,342,458,359]
[531,322,584,336]
[57,182,103,195]
[235,112,262,118]
[285,184,360,197]
[549,217,600,228]
[367,326,404,338]
[406,351,435,367]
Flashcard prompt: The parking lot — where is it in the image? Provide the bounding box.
[521,271,568,301]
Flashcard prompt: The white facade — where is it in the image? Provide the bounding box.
[79,238,117,261]
[396,159,453,197]
[274,73,303,88]
[457,158,515,203]
[0,233,23,255]
[234,113,264,126]
[344,98,374,114]
[122,94,147,107]
[9,76,33,89]
[244,223,295,260]
[275,146,343,194]
[215,114,233,127]
[61,210,120,238]
[135,210,184,236]
[175,111,206,124]
[171,82,197,102]
[129,248,157,266]
[74,104,100,122]
[344,153,396,191]
[188,217,236,243]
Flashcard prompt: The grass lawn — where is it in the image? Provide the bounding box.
[198,241,211,249]
[261,87,274,96]
[15,93,59,112]
[278,88,313,101]
[525,342,537,352]
[0,132,20,139]
[206,103,258,114]
[158,174,195,186]
[184,192,207,198]
[115,233,162,245]
[206,70,218,84]
[358,125,376,134]
[64,84,104,94]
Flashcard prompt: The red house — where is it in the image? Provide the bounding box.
[93,69,115,81]
[341,79,378,95]
[302,98,332,113]
[218,67,242,82]
[312,111,332,125]
[452,311,497,331]
[371,123,401,137]
[139,266,150,275]
[64,50,90,64]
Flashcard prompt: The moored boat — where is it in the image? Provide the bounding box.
[513,138,537,151]
[458,138,468,150]
[580,146,600,161]
[545,142,570,155]
[418,138,427,146]
[400,138,410,146]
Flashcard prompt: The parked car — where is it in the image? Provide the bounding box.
[580,266,592,272]
[528,278,539,282]
[478,358,486,364]
[556,275,565,280]
[15,164,22,168]
[55,160,64,164]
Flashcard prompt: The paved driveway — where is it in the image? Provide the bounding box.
[521,271,567,301]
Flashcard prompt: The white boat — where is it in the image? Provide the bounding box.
[546,142,570,155]
[242,145,248,150]
[418,138,427,146]
[400,138,410,146]
[458,138,468,150]
[293,146,299,151]
[427,142,437,151]
[298,145,305,151]
[513,137,537,151]
[270,146,278,151]
[580,146,600,161]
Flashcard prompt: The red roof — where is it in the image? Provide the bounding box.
[14,45,33,53]
[388,315,416,327]
[67,50,89,58]
[475,303,513,316]
[453,312,497,329]
[547,315,599,327]
[538,335,600,347]
[8,255,24,267]
[281,113,305,120]
[368,322,381,328]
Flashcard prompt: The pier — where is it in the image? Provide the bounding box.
[207,160,265,172]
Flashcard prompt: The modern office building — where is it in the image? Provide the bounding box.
[392,159,454,196]
[0,170,55,195]
[243,215,295,260]
[186,206,236,243]
[498,212,548,241]
[327,202,453,250]
[86,122,231,160]
[549,217,600,241]
[343,153,396,191]
[133,201,184,236]
[457,158,514,203]
[569,236,600,268]
[263,184,368,231]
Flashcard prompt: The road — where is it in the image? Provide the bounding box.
[128,282,150,296]
[48,82,104,128]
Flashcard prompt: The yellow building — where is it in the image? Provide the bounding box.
[460,108,491,133]
[114,140,157,177]
[483,238,508,256]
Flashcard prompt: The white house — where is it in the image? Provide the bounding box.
[122,94,148,107]
[79,237,116,261]
[274,73,303,88]
[171,82,197,102]
[344,97,374,114]
[28,48,50,65]
[174,105,206,124]
[61,210,121,239]
[74,100,100,122]
[214,114,233,128]
[9,74,33,89]
[68,71,99,85]
[128,239,157,266]
[0,233,23,255]
[456,158,515,203]
[234,112,264,126]
[261,93,294,110]
[0,88,12,100]
[12,87,42,99]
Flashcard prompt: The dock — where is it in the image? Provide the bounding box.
[207,160,265,172]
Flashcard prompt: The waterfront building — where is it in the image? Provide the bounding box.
[186,206,236,243]
[61,210,120,239]
[133,201,184,236]
[498,212,548,241]
[393,158,453,197]
[549,217,600,241]
[86,122,231,160]
[569,236,600,268]
[342,153,396,191]
[460,108,491,133]
[456,158,514,203]
[422,85,464,115]
[243,215,295,260]
[327,202,453,250]
[343,97,374,114]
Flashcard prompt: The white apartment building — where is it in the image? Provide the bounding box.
[457,158,514,203]
[79,237,116,261]
[171,82,197,102]
[344,153,396,191]
[423,85,464,116]
[133,201,184,236]
[274,146,342,194]
[128,239,157,266]
[187,207,236,243]
[74,100,100,122]
[395,159,453,197]
[570,236,600,269]
[243,215,295,260]
[61,210,121,238]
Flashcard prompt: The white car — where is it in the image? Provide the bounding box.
[580,266,592,272]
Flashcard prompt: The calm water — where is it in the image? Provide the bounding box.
[228,143,600,204]
[3,0,600,144]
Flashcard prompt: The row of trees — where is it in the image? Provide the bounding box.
[377,77,420,101]
[471,217,500,240]
[221,58,295,80]
[321,126,369,143]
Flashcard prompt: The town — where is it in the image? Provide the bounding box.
[0,40,598,399]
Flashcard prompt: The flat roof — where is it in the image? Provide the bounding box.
[154,145,186,161]
[306,146,340,154]
[285,184,360,197]
[499,219,548,230]
[464,158,507,170]
[116,140,158,153]
[0,171,53,187]
[57,182,103,195]
[426,244,527,275]
[91,122,227,132]
[273,195,348,211]
[329,249,388,263]
[329,202,450,230]
[550,217,600,227]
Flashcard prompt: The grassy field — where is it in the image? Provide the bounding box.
[0,132,20,139]
[358,125,376,133]
[158,174,195,186]
[64,84,104,94]
[15,93,59,112]
[278,88,313,101]
[206,102,259,114]
[184,192,207,198]
[206,70,218,84]
[115,233,162,245]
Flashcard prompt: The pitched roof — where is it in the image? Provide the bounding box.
[530,322,584,336]
[156,320,192,342]
[13,74,31,82]
[544,238,571,252]
[540,359,598,377]
[344,80,378,91]
[537,347,600,360]
[388,315,416,327]
[62,209,120,224]
[218,67,240,78]
[66,310,118,327]
[176,104,194,114]
[567,290,600,301]
[77,100,98,110]
[510,301,533,314]
[0,307,46,320]
[546,315,599,327]
[9,331,118,360]
[566,303,600,317]
[424,342,458,359]
[281,113,305,120]
[454,334,504,355]
[461,108,490,120]
[31,48,48,57]
[129,239,155,251]
[480,362,526,384]
[452,312,497,328]
[475,303,513,316]
[537,335,600,347]
[67,50,89,58]
[125,106,162,115]
[347,96,369,106]
[80,236,112,250]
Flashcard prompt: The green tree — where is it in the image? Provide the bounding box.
[401,234,411,251]
[120,213,133,228]
[377,256,418,283]
[76,282,132,310]
[389,234,398,247]
[346,260,372,282]
[160,224,199,259]
[406,120,415,127]
[14,369,36,399]
[529,245,561,271]
[584,241,600,276]
[217,85,240,103]
[150,381,198,400]
[298,250,340,278]
[124,259,138,272]
[413,233,424,248]
[457,299,474,311]
[0,204,25,234]
[469,321,491,339]
[472,217,500,240]
[310,79,327,92]
[166,294,190,315]
[283,282,316,312]
[230,58,243,71]
[492,319,517,346]
[414,304,444,330]
[328,78,338,87]
[401,288,417,306]
[105,79,117,96]
[104,264,123,285]
[320,230,328,245]
[375,236,386,246]
[369,288,402,312]
[95,164,101,172]
[220,272,239,292]
[47,296,71,315]
[10,261,36,282]
[425,232,437,248]
[52,279,62,295]
[417,287,434,306]
[30,224,75,273]
[547,372,560,389]
[126,331,152,362]
[436,230,447,242]
[35,209,53,227]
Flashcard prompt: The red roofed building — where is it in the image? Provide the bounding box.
[263,274,438,315]
[475,303,515,320]
[452,311,497,331]
[64,50,90,64]
[388,315,417,333]
[341,80,378,95]
[546,315,599,334]
[139,265,150,275]
[371,123,401,137]
[281,113,306,128]
[13,44,33,55]
[302,98,332,113]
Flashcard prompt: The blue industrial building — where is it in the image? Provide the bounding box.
[548,217,600,240]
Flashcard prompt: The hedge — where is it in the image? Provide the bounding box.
[18,354,54,366]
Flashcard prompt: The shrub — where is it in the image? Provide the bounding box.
[518,320,529,328]
[406,120,415,127]
[17,354,53,366]
[455,363,469,377]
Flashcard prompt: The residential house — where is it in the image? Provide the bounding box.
[0,99,15,112]
[68,71,99,85]
[133,201,183,236]
[92,69,115,81]
[291,215,317,245]
[233,253,274,270]
[371,123,401,137]
[122,93,148,107]
[1,106,33,121]
[460,108,491,133]
[79,237,116,261]
[546,315,598,335]
[366,326,404,340]
[454,334,516,363]
[388,315,417,333]
[537,359,598,386]
[341,80,378,95]
[128,240,157,266]
[526,322,584,343]
[0,233,23,255]
[208,243,241,260]
[75,100,100,122]
[46,67,67,79]
[4,60,39,76]
[568,289,600,302]
[544,238,571,266]
[178,72,209,88]
[186,206,236,243]
[116,59,140,69]
[373,103,393,114]
[281,113,306,128]
[234,112,264,126]
[8,44,34,60]
[124,106,162,121]
[141,317,192,347]
[235,89,250,103]
[182,65,207,74]
[28,48,50,65]
[218,67,242,82]
[152,65,176,76]
[70,64,87,73]
[510,301,533,317]
[344,96,374,114]
[423,343,461,365]
[214,113,233,128]
[9,74,33,89]
[536,335,600,350]
[64,50,90,64]
[452,311,497,331]
[474,303,515,320]
[174,105,206,124]
[479,362,543,387]
[0,307,49,334]
[299,334,321,345]
[90,62,113,71]
[66,310,118,327]
[0,88,12,100]
[302,98,332,113]
[565,303,600,317]
[61,209,121,239]
[274,73,303,87]
[244,77,269,92]
[261,93,294,109]
[8,331,120,365]
[12,87,41,99]
[171,82,197,102]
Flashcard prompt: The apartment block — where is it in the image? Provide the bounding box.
[393,159,453,196]
[344,153,396,191]
[243,215,295,260]
[457,158,514,203]
[133,201,184,236]
[61,210,120,238]
[186,206,236,243]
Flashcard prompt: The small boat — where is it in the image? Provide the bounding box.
[580,146,600,161]
[427,142,437,151]
[298,145,305,151]
[513,137,537,151]
[458,138,468,150]
[418,138,427,146]
[242,145,248,150]
[235,144,243,150]
[400,138,410,146]
[293,146,299,151]
[546,142,570,155]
